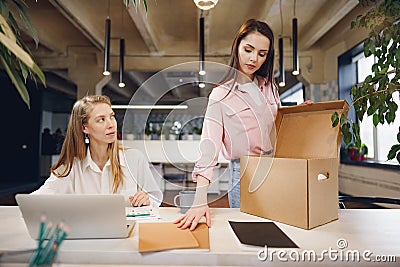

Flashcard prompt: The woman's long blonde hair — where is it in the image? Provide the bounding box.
[50,95,124,193]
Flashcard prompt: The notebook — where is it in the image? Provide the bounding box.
[15,194,134,239]
[228,221,298,250]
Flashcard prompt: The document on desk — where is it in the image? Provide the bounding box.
[228,221,298,249]
[126,206,161,221]
[138,222,209,252]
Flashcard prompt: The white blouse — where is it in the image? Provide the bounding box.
[33,148,163,207]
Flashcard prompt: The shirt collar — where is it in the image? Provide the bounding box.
[119,149,128,167]
[83,147,113,172]
[255,76,269,92]
[235,75,266,93]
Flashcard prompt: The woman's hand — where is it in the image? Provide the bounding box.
[174,205,211,231]
[174,174,211,231]
[300,100,313,105]
[129,191,150,206]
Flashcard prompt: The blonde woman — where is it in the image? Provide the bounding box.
[34,95,162,207]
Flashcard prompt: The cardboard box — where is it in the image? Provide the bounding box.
[240,100,348,230]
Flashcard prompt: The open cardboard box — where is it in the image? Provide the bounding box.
[240,100,348,230]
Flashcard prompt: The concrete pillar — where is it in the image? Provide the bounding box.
[68,53,104,99]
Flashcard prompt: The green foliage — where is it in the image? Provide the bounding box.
[123,0,148,12]
[333,0,400,163]
[0,0,46,109]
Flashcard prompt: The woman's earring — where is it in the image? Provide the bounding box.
[84,134,90,144]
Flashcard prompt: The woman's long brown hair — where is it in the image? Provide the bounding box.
[213,19,278,100]
[50,95,124,193]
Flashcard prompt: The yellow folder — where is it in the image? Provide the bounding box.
[139,222,209,252]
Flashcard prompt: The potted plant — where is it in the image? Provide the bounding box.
[347,143,368,161]
[0,0,46,109]
[331,0,400,164]
[2,0,147,109]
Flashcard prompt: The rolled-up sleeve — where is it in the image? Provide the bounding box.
[192,95,224,183]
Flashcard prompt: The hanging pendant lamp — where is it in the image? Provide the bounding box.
[118,38,125,87]
[292,18,299,75]
[103,17,111,76]
[278,37,285,87]
[199,16,205,76]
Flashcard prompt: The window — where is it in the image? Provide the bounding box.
[280,82,304,106]
[354,52,400,164]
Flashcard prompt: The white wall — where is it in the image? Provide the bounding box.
[339,164,400,200]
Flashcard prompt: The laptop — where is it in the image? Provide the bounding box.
[15,194,134,239]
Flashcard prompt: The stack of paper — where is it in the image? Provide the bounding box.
[126,206,161,221]
[139,222,209,252]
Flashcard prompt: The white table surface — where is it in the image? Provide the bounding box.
[1,207,399,266]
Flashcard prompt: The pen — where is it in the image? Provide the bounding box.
[126,213,151,217]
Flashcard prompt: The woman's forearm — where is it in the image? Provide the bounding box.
[193,174,210,207]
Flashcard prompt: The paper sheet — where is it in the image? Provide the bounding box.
[138,222,209,252]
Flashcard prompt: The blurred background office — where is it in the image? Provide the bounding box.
[0,0,398,206]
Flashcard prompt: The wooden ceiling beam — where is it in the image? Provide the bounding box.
[48,0,103,51]
[300,0,358,50]
[126,3,159,53]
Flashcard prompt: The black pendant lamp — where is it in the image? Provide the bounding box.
[118,38,125,87]
[199,16,205,76]
[278,37,285,87]
[292,18,299,75]
[103,17,111,76]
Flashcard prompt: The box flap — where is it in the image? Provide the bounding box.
[273,100,348,159]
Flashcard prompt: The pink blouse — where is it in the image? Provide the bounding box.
[192,76,281,182]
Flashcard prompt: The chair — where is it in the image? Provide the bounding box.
[338,195,400,209]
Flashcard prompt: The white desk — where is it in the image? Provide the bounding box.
[1,207,399,266]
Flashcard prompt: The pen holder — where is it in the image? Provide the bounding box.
[28,218,68,267]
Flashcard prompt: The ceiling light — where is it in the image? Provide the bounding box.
[199,17,206,76]
[112,105,188,110]
[193,0,218,10]
[292,18,300,76]
[278,37,285,87]
[198,82,206,88]
[103,17,111,76]
[119,38,125,87]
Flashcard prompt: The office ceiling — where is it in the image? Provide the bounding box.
[22,0,359,104]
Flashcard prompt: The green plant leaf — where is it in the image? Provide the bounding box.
[387,144,400,160]
[0,55,30,108]
[21,62,28,82]
[340,113,347,126]
[125,0,148,12]
[12,1,39,46]
[372,113,379,126]
[331,112,339,127]
[352,123,361,148]
[0,0,11,18]
[31,62,46,86]
[379,67,389,75]
[367,105,377,116]
[0,13,17,42]
[0,31,34,68]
